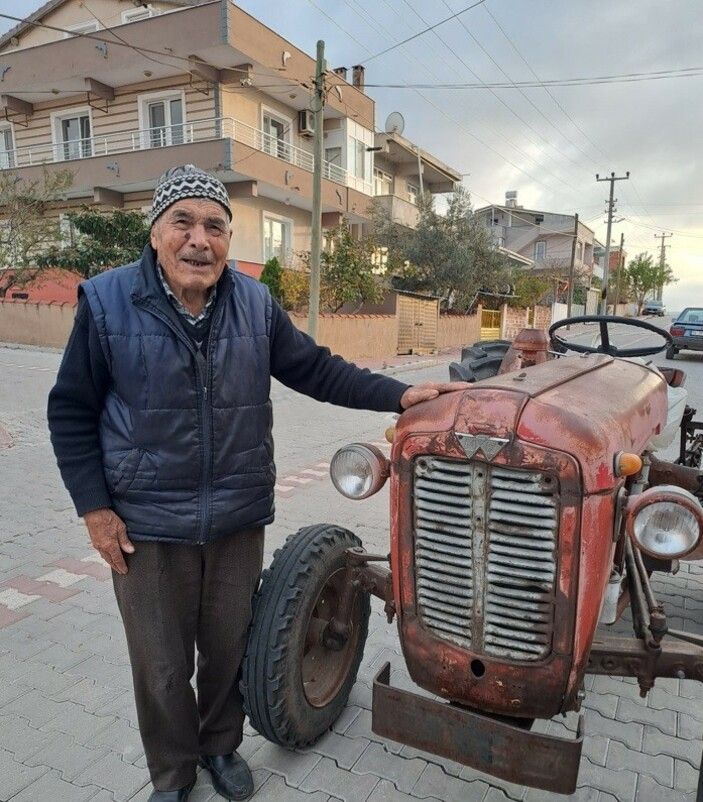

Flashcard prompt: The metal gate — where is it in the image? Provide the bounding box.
[480,309,502,340]
[397,293,439,355]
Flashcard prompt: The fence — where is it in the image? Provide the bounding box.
[0,300,76,347]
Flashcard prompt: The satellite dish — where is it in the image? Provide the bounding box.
[385,111,405,135]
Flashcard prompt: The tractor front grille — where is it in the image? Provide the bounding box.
[413,457,558,662]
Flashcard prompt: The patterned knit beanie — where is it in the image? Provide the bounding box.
[150,164,232,226]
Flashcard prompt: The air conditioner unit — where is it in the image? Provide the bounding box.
[298,109,315,137]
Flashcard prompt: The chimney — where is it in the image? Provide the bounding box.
[352,65,365,91]
[505,190,518,208]
[333,66,348,82]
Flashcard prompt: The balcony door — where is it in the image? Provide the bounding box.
[147,97,184,148]
[54,110,92,161]
[262,111,290,160]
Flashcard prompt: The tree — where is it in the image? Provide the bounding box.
[299,220,384,313]
[259,256,283,301]
[37,208,150,278]
[371,187,510,311]
[0,167,74,297]
[625,253,677,314]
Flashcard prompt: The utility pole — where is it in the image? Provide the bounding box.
[613,231,625,310]
[654,232,673,302]
[596,171,629,314]
[307,40,326,340]
[567,212,578,323]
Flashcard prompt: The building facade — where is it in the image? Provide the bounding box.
[475,191,596,282]
[0,0,460,278]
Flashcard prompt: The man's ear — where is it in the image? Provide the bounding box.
[150,222,158,250]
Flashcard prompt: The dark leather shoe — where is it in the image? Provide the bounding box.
[199,753,254,800]
[147,778,195,801]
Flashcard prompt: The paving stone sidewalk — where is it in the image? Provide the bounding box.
[0,345,701,801]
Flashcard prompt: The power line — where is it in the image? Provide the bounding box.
[362,66,703,89]
[392,0,587,191]
[364,0,487,63]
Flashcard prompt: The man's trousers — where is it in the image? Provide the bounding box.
[112,527,265,791]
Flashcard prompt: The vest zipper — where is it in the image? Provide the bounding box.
[134,300,211,544]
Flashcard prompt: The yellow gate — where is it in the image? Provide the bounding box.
[397,293,439,355]
[480,309,502,340]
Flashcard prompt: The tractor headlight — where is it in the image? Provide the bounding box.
[626,485,703,559]
[330,443,389,500]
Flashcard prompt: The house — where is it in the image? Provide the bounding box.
[0,0,460,281]
[475,191,595,282]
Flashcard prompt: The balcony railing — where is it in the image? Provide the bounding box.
[1,116,373,195]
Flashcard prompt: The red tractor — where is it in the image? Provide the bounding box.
[241,316,703,796]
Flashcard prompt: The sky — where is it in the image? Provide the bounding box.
[0,0,701,311]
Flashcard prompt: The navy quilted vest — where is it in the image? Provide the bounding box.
[81,245,274,543]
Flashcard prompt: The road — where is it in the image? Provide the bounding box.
[0,324,702,801]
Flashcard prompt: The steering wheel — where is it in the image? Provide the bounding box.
[549,315,672,358]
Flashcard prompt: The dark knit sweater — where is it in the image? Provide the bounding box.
[48,280,409,518]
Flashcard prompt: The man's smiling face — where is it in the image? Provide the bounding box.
[150,198,232,298]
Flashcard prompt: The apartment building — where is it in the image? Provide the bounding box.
[0,0,460,277]
[475,191,596,281]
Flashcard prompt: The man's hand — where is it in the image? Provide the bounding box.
[83,508,134,575]
[400,381,472,410]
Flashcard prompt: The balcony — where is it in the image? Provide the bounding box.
[2,116,373,196]
[373,194,419,228]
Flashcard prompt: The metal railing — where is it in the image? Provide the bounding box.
[1,115,373,194]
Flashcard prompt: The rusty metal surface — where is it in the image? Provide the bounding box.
[372,662,584,795]
[391,425,581,719]
[499,329,551,374]
[413,457,559,661]
[587,635,703,683]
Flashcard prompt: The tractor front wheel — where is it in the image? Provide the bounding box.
[241,524,370,747]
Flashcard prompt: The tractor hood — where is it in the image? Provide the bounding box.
[395,354,668,493]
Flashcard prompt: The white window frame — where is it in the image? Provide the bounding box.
[373,168,393,197]
[63,20,100,38]
[0,122,15,169]
[407,182,419,205]
[122,5,158,24]
[262,212,294,265]
[261,106,293,160]
[534,240,547,260]
[50,106,93,162]
[137,90,188,149]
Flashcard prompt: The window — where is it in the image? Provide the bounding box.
[122,6,157,24]
[53,110,92,160]
[325,147,341,166]
[373,168,392,196]
[577,240,583,261]
[263,111,290,160]
[139,93,185,148]
[407,183,419,205]
[263,216,292,263]
[63,20,99,38]
[534,240,546,260]
[347,137,369,181]
[0,125,14,169]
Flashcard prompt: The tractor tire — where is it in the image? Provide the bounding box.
[241,524,370,748]
[449,340,511,383]
[666,345,678,360]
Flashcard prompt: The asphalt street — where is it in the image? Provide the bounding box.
[0,321,702,801]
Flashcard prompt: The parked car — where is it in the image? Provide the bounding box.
[240,318,703,796]
[643,299,666,316]
[668,307,703,359]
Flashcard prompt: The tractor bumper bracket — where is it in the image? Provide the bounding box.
[372,662,584,795]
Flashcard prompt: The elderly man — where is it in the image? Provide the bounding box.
[48,165,464,802]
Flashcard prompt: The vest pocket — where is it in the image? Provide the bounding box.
[107,448,144,497]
